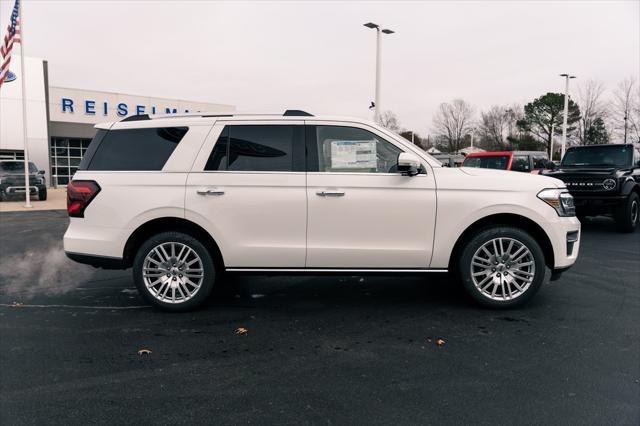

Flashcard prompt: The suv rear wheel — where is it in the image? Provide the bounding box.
[133,231,216,312]
[458,226,546,308]
[614,192,639,233]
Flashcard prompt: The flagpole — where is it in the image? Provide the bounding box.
[18,0,31,207]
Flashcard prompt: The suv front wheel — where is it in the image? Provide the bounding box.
[614,192,639,233]
[133,231,216,312]
[458,226,546,308]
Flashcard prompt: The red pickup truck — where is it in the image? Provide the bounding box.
[462,151,551,174]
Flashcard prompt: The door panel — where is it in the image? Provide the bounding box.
[306,173,436,268]
[185,172,306,267]
[185,121,306,268]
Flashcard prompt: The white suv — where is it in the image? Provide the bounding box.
[64,111,580,311]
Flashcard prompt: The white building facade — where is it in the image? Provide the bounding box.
[0,57,235,186]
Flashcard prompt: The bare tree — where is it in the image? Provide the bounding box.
[432,99,475,153]
[577,80,606,144]
[479,105,509,149]
[612,78,640,143]
[376,110,400,132]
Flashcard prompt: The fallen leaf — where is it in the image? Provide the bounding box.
[235,327,248,335]
[436,339,445,347]
[137,348,152,356]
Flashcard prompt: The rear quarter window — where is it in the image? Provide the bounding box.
[84,127,188,171]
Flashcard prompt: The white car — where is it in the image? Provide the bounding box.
[64,111,580,311]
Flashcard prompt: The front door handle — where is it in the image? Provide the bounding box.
[316,190,345,197]
[196,188,225,196]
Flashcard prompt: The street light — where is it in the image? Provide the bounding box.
[363,22,394,123]
[559,73,576,160]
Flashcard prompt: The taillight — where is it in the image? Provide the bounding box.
[67,180,101,218]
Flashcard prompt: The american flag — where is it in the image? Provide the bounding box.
[0,0,21,88]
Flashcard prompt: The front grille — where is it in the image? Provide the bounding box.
[561,177,614,192]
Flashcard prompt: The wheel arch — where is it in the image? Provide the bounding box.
[122,217,225,269]
[447,213,555,271]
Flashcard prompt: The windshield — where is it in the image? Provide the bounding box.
[0,161,38,173]
[561,145,632,168]
[463,155,510,170]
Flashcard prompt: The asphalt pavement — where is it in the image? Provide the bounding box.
[0,211,639,425]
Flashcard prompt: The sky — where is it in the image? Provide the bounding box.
[1,0,639,135]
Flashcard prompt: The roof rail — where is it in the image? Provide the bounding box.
[121,114,151,122]
[283,110,313,117]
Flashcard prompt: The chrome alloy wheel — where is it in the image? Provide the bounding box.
[470,237,536,301]
[631,200,638,225]
[142,242,204,304]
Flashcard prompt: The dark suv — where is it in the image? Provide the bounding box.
[544,144,640,232]
[0,161,48,201]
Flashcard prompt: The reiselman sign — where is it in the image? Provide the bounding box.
[60,98,187,117]
[48,87,235,125]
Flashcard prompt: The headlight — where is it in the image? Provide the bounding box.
[537,188,575,217]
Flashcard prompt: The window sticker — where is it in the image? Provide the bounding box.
[330,140,377,169]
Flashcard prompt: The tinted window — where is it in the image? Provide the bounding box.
[463,155,510,170]
[511,155,531,172]
[561,145,633,168]
[0,161,38,173]
[205,125,303,172]
[86,127,187,171]
[311,126,402,173]
[532,155,548,169]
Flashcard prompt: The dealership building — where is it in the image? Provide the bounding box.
[0,57,235,187]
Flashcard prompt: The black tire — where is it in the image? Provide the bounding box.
[458,226,546,309]
[38,188,47,201]
[614,192,639,233]
[133,231,217,312]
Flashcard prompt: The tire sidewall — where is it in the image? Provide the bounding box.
[458,226,546,308]
[616,192,639,233]
[133,231,216,312]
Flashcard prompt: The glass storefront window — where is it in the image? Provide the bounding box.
[50,137,93,187]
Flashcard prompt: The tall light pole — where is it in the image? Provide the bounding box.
[559,73,576,160]
[364,22,394,124]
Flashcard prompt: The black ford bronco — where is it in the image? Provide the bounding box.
[545,144,640,232]
[0,161,48,201]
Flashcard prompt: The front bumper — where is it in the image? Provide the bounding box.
[572,194,626,214]
[547,215,581,271]
[1,185,42,195]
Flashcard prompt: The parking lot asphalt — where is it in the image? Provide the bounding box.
[0,211,638,425]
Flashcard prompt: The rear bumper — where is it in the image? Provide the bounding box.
[65,251,127,270]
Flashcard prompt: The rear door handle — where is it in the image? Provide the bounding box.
[196,188,225,196]
[316,191,345,197]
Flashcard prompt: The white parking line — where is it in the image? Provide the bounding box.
[0,303,150,310]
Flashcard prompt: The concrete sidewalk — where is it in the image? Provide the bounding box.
[0,188,67,212]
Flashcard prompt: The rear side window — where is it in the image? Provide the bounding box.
[205,125,304,172]
[84,127,188,171]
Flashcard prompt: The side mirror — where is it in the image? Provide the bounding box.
[397,152,421,176]
[38,170,45,175]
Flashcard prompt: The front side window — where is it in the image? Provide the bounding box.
[463,155,510,170]
[85,127,187,171]
[532,155,548,169]
[311,126,402,173]
[205,125,304,172]
[511,155,531,172]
